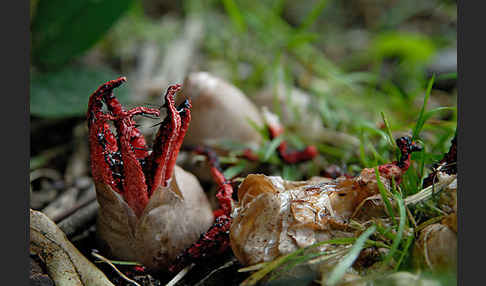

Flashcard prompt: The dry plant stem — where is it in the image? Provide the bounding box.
[53,186,97,223]
[58,199,99,237]
[156,17,204,88]
[30,168,62,183]
[42,187,80,219]
[91,251,141,286]
[136,18,204,101]
[404,175,456,206]
[193,259,237,286]
[166,263,195,286]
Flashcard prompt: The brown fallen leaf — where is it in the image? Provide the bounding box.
[30,209,114,286]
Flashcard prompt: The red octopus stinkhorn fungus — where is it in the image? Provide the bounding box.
[87,77,214,270]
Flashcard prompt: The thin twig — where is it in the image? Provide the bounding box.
[57,198,99,237]
[404,175,456,206]
[194,259,237,286]
[166,263,195,286]
[53,195,97,223]
[91,251,141,286]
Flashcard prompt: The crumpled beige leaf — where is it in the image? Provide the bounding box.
[231,174,359,266]
[30,209,114,286]
[231,163,398,267]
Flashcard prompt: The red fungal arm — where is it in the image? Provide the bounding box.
[191,146,233,217]
[87,78,127,194]
[162,99,192,192]
[268,124,318,164]
[238,123,318,164]
[377,136,422,184]
[87,77,161,217]
[268,125,317,164]
[258,108,318,164]
[118,124,150,217]
[169,146,234,273]
[145,84,187,194]
[169,216,232,273]
[87,77,127,126]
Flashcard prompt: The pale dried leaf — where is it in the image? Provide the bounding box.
[30,209,114,286]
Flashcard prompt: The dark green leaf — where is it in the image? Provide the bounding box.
[30,66,131,118]
[31,0,134,68]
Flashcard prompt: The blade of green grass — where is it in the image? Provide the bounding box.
[359,131,371,167]
[325,225,377,286]
[240,237,359,286]
[94,259,142,266]
[380,112,398,151]
[417,143,427,189]
[223,162,247,179]
[317,143,347,158]
[263,136,284,162]
[374,166,397,225]
[422,106,457,124]
[436,72,457,81]
[246,117,269,140]
[412,75,435,139]
[298,0,328,31]
[282,164,302,181]
[394,232,414,270]
[380,194,407,270]
[221,0,247,33]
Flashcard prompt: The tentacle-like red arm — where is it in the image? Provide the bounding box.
[162,99,192,191]
[87,77,163,217]
[243,109,318,164]
[268,125,318,164]
[145,85,186,194]
[87,78,126,194]
[169,146,234,273]
[376,136,423,184]
[192,146,233,217]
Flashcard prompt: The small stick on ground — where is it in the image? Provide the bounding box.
[57,197,99,237]
[91,251,141,286]
[166,263,195,286]
[194,258,237,286]
[42,187,80,219]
